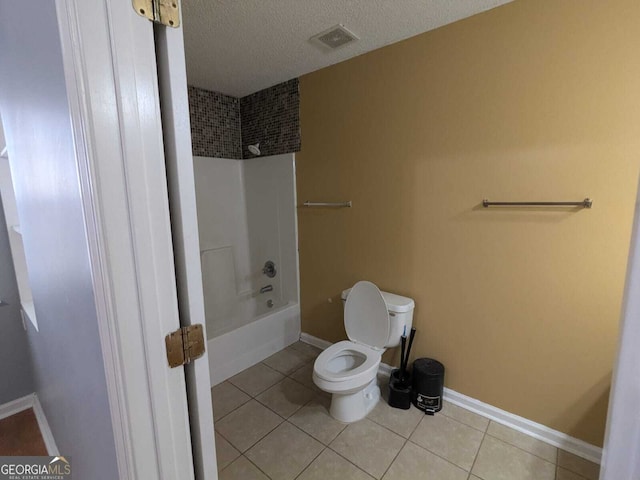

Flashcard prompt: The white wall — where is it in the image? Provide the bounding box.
[243,154,298,305]
[194,156,251,336]
[193,154,298,338]
[0,1,118,477]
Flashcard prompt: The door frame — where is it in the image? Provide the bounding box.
[54,0,209,478]
[600,180,640,480]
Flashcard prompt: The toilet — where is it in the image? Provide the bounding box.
[312,281,415,423]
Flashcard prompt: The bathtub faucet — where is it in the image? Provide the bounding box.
[260,285,274,294]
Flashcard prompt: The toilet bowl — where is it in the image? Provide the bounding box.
[313,281,415,423]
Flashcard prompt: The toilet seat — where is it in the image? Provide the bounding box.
[344,281,390,349]
[314,341,381,383]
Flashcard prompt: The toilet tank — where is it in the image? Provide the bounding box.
[341,288,415,348]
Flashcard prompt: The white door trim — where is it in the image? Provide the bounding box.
[55,0,196,478]
[32,395,60,456]
[0,394,33,421]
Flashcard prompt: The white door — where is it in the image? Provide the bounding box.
[154,12,219,480]
[600,179,640,480]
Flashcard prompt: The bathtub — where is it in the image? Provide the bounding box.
[208,301,301,386]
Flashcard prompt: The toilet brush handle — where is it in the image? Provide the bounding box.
[403,328,416,380]
[399,335,407,382]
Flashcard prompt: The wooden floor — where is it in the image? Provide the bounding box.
[0,408,47,456]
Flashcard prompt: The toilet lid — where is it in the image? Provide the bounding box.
[344,281,390,349]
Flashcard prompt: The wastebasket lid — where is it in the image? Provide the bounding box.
[413,358,445,375]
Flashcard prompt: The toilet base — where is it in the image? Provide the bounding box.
[329,378,380,423]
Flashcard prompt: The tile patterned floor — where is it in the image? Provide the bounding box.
[212,342,600,480]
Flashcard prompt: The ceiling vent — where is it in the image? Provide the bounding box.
[310,24,359,51]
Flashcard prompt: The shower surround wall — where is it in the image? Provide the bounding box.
[187,80,301,385]
[188,87,242,159]
[240,79,300,158]
[194,154,300,385]
[187,79,300,159]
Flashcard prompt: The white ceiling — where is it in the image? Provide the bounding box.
[182,0,514,98]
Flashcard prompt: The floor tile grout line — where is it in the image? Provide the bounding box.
[242,453,274,480]
[287,416,336,457]
[222,417,325,479]
[556,465,590,480]
[404,410,424,440]
[252,389,310,421]
[467,425,488,477]
[324,416,424,479]
[404,416,476,474]
[325,444,381,479]
[252,381,316,418]
[285,416,347,450]
[483,429,558,466]
[363,414,418,441]
[405,437,477,474]
[248,418,325,480]
[231,411,286,456]
[212,394,251,423]
[214,360,329,462]
[365,410,422,439]
[240,419,283,456]
[291,444,327,480]
[437,406,566,470]
[259,360,287,376]
[380,436,409,479]
[213,356,317,421]
[228,367,285,398]
[439,407,489,433]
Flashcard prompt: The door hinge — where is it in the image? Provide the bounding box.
[165,324,205,368]
[133,0,180,28]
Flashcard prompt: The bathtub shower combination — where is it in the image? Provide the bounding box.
[194,153,300,386]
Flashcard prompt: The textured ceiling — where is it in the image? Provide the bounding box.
[182,0,514,97]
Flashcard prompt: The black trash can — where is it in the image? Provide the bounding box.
[411,358,445,415]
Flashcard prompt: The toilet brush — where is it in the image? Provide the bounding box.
[401,327,416,386]
[389,327,413,409]
[399,333,407,385]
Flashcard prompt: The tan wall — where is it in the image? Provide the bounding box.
[296,0,640,446]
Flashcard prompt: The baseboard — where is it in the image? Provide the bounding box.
[441,387,602,464]
[0,394,33,420]
[300,332,602,465]
[299,332,331,350]
[32,395,59,456]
